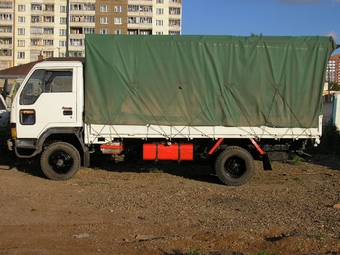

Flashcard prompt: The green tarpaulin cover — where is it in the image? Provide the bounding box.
[85,35,336,128]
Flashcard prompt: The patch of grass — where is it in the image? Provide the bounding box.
[255,249,278,255]
[138,216,146,220]
[30,208,37,212]
[291,155,303,165]
[149,168,163,173]
[185,248,205,255]
[292,177,304,183]
[308,234,324,241]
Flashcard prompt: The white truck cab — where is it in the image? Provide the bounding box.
[8,61,89,180]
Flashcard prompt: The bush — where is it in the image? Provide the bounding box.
[315,120,340,155]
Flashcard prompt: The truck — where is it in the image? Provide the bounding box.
[7,35,337,186]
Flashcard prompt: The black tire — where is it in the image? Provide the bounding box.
[40,142,80,181]
[214,146,254,186]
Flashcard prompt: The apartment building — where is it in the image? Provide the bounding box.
[0,0,182,70]
[327,54,340,84]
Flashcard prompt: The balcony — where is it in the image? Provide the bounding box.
[127,23,152,30]
[0,44,12,50]
[69,33,85,39]
[0,32,12,37]
[69,10,95,16]
[169,2,181,8]
[128,11,153,17]
[0,20,13,25]
[128,0,153,4]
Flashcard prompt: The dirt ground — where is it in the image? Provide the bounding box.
[0,153,339,255]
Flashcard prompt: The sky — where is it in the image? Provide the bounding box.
[182,0,340,55]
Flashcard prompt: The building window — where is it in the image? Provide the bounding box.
[84,16,95,22]
[31,16,40,23]
[100,17,108,24]
[18,16,25,23]
[140,6,152,12]
[17,40,25,47]
[71,16,81,22]
[114,6,122,12]
[60,17,67,24]
[18,5,25,11]
[70,39,83,46]
[59,41,66,47]
[100,5,108,12]
[169,7,181,15]
[169,31,180,35]
[140,30,152,35]
[17,28,25,35]
[0,2,12,9]
[0,14,12,20]
[156,32,163,35]
[44,4,54,11]
[43,28,54,34]
[43,16,54,22]
[43,51,53,58]
[128,17,138,24]
[60,6,67,12]
[43,39,53,46]
[100,29,108,34]
[59,29,67,36]
[31,4,42,11]
[169,0,178,2]
[17,52,25,59]
[115,29,122,35]
[156,8,163,15]
[70,3,95,11]
[1,38,11,45]
[31,27,42,34]
[157,0,164,3]
[31,39,40,46]
[156,20,163,26]
[0,26,12,32]
[169,19,180,26]
[84,27,95,34]
[141,17,152,24]
[114,17,122,25]
[128,5,139,12]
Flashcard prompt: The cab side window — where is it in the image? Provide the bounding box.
[20,69,44,105]
[45,71,72,93]
[19,69,73,105]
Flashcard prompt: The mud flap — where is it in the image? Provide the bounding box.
[262,154,272,171]
[249,138,272,171]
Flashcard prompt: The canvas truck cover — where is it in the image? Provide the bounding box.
[84,35,336,128]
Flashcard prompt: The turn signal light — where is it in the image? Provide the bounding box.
[10,123,17,138]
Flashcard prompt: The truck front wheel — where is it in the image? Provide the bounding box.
[40,142,80,181]
[214,146,254,186]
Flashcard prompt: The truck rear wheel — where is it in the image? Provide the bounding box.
[214,146,254,186]
[40,142,80,181]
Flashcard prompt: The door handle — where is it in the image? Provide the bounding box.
[62,106,73,116]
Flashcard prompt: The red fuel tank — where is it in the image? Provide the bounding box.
[100,142,123,154]
[143,142,193,161]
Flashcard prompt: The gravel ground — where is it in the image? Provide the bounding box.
[0,154,339,255]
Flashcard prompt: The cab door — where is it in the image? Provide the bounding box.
[16,67,78,138]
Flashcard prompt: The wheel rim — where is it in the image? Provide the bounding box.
[224,156,246,178]
[48,150,74,174]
